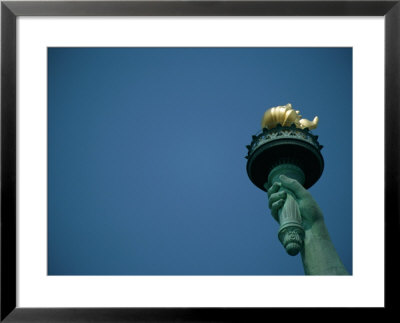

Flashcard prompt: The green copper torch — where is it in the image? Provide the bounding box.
[245,104,324,256]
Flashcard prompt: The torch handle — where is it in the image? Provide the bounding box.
[277,187,305,256]
[266,164,306,256]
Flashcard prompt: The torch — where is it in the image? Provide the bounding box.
[245,103,324,256]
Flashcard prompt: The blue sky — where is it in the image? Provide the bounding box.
[48,47,352,275]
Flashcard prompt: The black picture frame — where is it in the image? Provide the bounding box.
[1,0,398,321]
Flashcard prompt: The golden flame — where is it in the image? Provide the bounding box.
[261,103,318,130]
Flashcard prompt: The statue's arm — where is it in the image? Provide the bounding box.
[301,217,349,275]
[268,175,349,275]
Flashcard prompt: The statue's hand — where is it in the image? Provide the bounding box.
[267,175,323,230]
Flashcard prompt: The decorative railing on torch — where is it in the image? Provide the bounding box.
[245,103,324,256]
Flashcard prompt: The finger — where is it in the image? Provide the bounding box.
[268,190,287,209]
[271,199,285,221]
[279,174,308,199]
[267,182,281,198]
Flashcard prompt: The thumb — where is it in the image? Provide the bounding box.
[279,174,308,199]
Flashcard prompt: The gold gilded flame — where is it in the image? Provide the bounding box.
[261,103,319,130]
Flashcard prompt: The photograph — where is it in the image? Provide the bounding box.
[48,47,352,276]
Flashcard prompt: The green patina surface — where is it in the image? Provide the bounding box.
[247,125,348,275]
